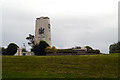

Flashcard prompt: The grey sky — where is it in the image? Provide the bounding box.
[2,0,118,53]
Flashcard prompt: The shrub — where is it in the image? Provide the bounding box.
[32,40,49,55]
[45,47,52,54]
[109,42,120,53]
[6,43,19,55]
[51,46,57,54]
[45,46,57,54]
[1,47,7,55]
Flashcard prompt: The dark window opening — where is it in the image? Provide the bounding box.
[48,24,50,29]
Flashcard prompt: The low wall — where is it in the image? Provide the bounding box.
[46,53,97,56]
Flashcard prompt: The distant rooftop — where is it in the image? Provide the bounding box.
[36,17,49,20]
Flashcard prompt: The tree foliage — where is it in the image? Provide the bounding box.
[32,40,49,55]
[109,42,120,53]
[87,49,100,54]
[75,46,81,49]
[26,34,35,47]
[45,47,51,53]
[22,48,27,52]
[57,49,77,53]
[85,46,100,54]
[45,46,57,54]
[2,47,7,55]
[51,46,57,54]
[6,43,19,55]
[85,46,93,51]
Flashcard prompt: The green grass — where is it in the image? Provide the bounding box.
[2,53,119,78]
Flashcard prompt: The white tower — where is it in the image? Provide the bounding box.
[34,17,51,46]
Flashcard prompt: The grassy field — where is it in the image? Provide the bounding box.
[2,53,119,78]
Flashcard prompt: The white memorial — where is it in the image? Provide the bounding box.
[34,17,51,46]
[15,48,34,56]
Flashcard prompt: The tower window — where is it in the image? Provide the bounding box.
[48,24,50,29]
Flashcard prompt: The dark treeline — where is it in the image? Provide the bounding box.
[109,42,120,53]
[1,43,19,55]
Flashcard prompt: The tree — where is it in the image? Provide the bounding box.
[32,40,49,55]
[45,47,52,53]
[84,46,100,54]
[109,43,117,53]
[85,46,93,51]
[22,48,27,52]
[75,46,81,49]
[93,49,100,54]
[6,43,19,55]
[51,46,57,54]
[45,46,57,54]
[1,47,7,55]
[109,42,120,53]
[26,34,35,47]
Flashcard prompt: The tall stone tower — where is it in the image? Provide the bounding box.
[34,17,51,46]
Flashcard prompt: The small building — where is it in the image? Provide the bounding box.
[14,48,34,56]
[57,47,87,54]
[73,47,87,53]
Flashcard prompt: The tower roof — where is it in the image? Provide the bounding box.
[36,17,49,20]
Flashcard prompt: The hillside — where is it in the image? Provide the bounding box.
[2,54,119,78]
